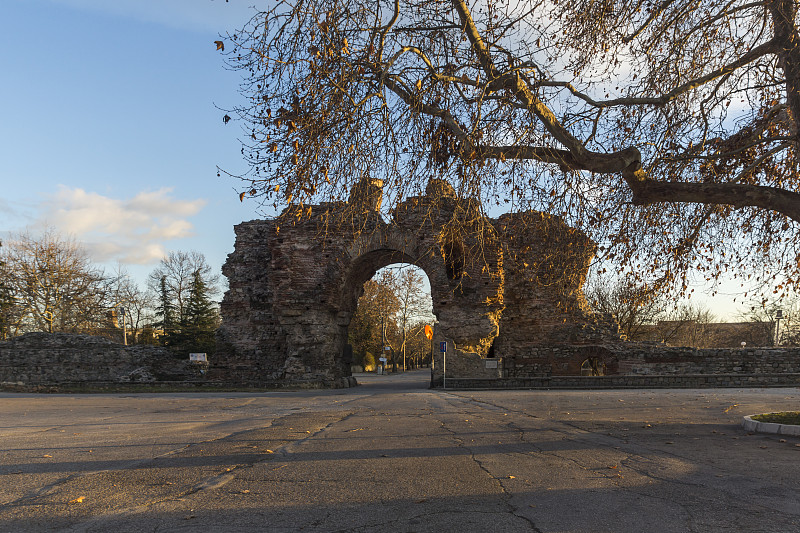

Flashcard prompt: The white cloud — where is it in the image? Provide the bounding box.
[33,186,206,265]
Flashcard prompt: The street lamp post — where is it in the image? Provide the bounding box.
[775,309,783,347]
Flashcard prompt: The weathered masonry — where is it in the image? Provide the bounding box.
[0,333,204,389]
[213,179,620,387]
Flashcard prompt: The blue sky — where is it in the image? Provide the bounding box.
[1,0,264,285]
[0,0,768,320]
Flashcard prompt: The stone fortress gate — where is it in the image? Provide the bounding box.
[2,175,797,390]
[214,178,620,387]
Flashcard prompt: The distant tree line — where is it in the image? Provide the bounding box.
[586,277,800,348]
[0,230,220,356]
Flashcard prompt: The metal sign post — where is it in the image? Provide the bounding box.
[425,325,434,371]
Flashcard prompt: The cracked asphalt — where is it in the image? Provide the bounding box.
[1,370,799,532]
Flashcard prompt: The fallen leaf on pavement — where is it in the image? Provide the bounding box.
[69,496,85,504]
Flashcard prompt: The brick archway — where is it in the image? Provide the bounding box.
[214,179,618,387]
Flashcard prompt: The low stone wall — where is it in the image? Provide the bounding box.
[502,343,800,378]
[0,333,203,388]
[437,343,800,388]
[616,345,800,375]
[445,373,800,390]
[4,332,799,391]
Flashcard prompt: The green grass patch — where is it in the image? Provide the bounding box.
[751,412,800,425]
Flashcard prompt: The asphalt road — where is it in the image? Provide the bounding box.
[1,370,799,532]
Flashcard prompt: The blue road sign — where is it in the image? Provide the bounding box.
[440,341,447,352]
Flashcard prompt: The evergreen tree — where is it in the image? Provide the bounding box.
[147,251,219,354]
[154,275,176,348]
[177,269,218,355]
[147,251,218,327]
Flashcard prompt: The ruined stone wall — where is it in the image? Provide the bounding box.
[616,345,800,375]
[215,179,517,386]
[214,174,800,387]
[0,333,201,387]
[445,372,800,390]
[216,177,625,386]
[492,212,621,361]
[502,342,800,378]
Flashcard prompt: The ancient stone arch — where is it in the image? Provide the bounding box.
[214,179,619,387]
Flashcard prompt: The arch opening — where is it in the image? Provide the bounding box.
[580,357,606,376]
[344,261,435,374]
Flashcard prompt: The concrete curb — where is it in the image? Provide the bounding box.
[742,414,800,436]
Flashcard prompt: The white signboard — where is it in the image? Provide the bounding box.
[485,360,498,369]
[189,353,208,362]
[379,357,388,363]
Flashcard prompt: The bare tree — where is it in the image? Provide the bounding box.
[404,322,436,368]
[220,0,800,297]
[777,296,800,346]
[739,293,800,346]
[586,275,730,346]
[147,251,219,327]
[108,266,156,344]
[348,271,402,367]
[586,276,662,340]
[390,265,434,370]
[1,229,111,335]
[653,304,717,348]
[0,240,16,340]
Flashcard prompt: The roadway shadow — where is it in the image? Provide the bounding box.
[352,368,432,392]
